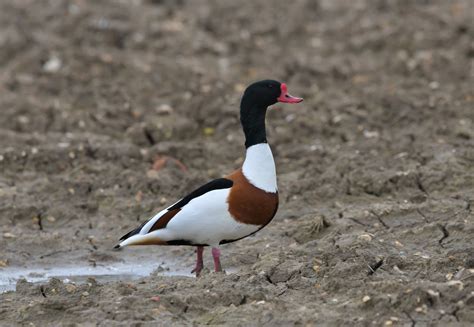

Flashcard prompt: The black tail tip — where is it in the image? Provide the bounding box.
[113,244,121,250]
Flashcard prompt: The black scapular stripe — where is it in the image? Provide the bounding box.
[118,178,233,242]
[119,220,147,241]
[168,178,233,210]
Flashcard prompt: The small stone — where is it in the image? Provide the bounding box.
[446,280,464,291]
[415,305,427,313]
[162,19,184,32]
[394,240,404,248]
[363,130,379,138]
[43,56,62,73]
[201,85,212,93]
[18,116,30,124]
[156,104,173,115]
[234,83,245,93]
[362,295,371,303]
[47,216,56,223]
[427,289,440,297]
[384,321,393,326]
[0,259,9,267]
[429,81,439,90]
[332,115,343,124]
[131,110,142,119]
[146,170,159,179]
[358,234,372,242]
[82,291,89,297]
[3,233,15,239]
[65,284,77,293]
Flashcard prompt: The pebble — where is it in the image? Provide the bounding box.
[3,233,16,239]
[415,304,427,313]
[427,289,439,297]
[358,234,372,242]
[429,81,439,90]
[363,130,379,138]
[362,295,371,303]
[43,56,62,73]
[394,240,404,248]
[156,104,173,115]
[446,280,464,290]
[18,116,30,124]
[65,284,77,293]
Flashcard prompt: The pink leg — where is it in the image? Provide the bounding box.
[211,247,222,272]
[191,246,204,277]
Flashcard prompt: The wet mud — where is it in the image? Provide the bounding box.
[0,0,473,325]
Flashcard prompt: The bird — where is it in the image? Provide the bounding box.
[115,80,303,276]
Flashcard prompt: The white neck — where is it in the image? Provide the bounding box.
[242,143,277,193]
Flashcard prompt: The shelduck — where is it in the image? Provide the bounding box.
[115,80,303,276]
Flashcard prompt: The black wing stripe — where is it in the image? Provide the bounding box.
[168,178,233,210]
[119,220,147,241]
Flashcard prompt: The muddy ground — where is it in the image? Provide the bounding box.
[0,0,473,325]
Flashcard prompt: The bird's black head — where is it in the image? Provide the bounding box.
[241,80,303,109]
[240,79,303,148]
[242,80,281,108]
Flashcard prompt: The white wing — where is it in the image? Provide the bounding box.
[119,189,259,247]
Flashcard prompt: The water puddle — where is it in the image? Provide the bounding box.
[0,260,192,293]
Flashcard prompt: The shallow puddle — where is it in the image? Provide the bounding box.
[0,260,193,293]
